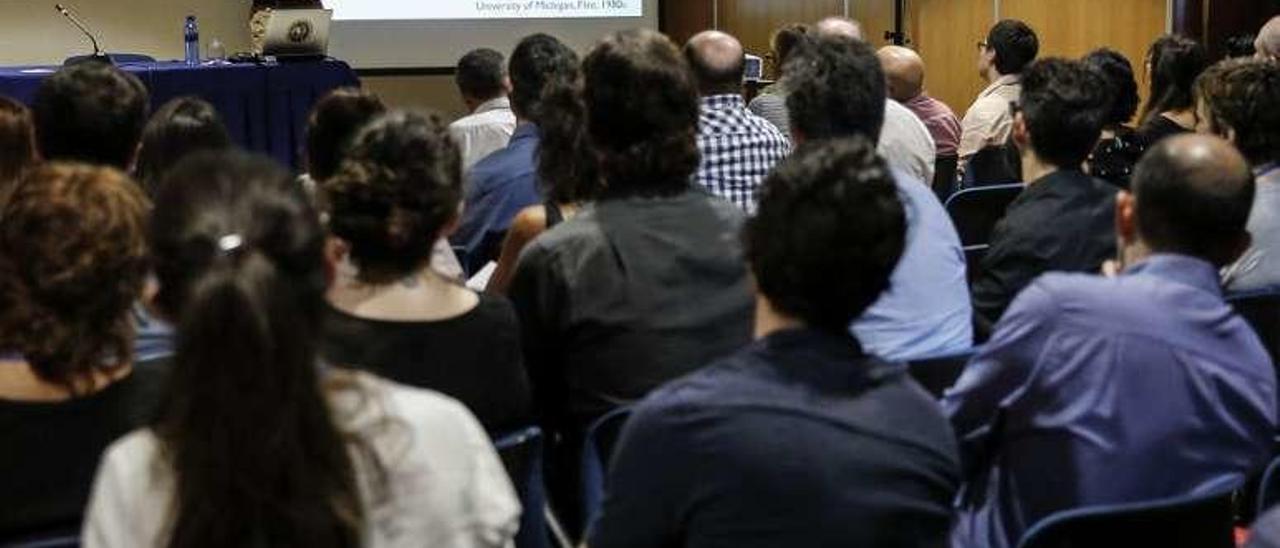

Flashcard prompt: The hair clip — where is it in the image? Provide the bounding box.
[217,234,244,254]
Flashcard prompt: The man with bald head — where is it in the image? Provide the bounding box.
[879,45,962,158]
[684,30,790,212]
[1257,16,1280,61]
[945,135,1275,548]
[814,16,863,41]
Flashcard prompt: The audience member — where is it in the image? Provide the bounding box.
[1198,59,1280,292]
[449,48,517,172]
[487,46,601,294]
[1257,16,1280,62]
[0,164,161,536]
[786,34,971,361]
[879,45,963,159]
[684,30,791,212]
[452,34,577,273]
[1228,34,1258,59]
[959,20,1039,166]
[972,58,1117,325]
[84,151,519,547]
[1137,35,1208,145]
[748,23,808,134]
[816,18,938,184]
[134,97,233,196]
[321,111,531,434]
[589,138,960,548]
[304,87,387,185]
[509,28,753,527]
[32,63,149,170]
[945,134,1275,548]
[1083,48,1146,189]
[0,96,36,188]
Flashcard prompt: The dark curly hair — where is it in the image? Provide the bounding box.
[584,29,700,197]
[1083,48,1141,127]
[987,19,1040,76]
[32,63,150,170]
[746,137,905,332]
[1141,35,1208,124]
[534,42,602,205]
[771,23,809,73]
[305,88,387,182]
[510,34,580,123]
[135,97,234,196]
[0,95,37,187]
[1021,58,1112,169]
[1196,58,1280,166]
[0,163,150,391]
[785,35,887,142]
[324,111,463,285]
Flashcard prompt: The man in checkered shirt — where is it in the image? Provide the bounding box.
[685,31,792,213]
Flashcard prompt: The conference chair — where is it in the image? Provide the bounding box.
[1228,288,1280,366]
[1016,480,1241,548]
[908,351,975,398]
[1257,454,1280,518]
[2,529,79,548]
[945,183,1024,285]
[579,406,633,532]
[933,154,959,203]
[962,143,1022,188]
[495,426,559,548]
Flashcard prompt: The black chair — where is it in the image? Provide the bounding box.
[1016,480,1240,548]
[908,351,974,398]
[579,406,633,532]
[1228,288,1280,366]
[1,528,79,548]
[945,183,1025,248]
[933,154,959,203]
[1257,454,1280,518]
[495,426,550,548]
[963,143,1022,187]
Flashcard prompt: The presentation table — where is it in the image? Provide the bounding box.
[0,59,360,169]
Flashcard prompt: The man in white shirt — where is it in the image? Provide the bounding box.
[448,48,517,172]
[959,20,1038,168]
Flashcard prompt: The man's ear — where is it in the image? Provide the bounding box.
[1115,190,1138,246]
[1012,112,1030,149]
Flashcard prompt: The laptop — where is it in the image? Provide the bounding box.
[263,9,332,59]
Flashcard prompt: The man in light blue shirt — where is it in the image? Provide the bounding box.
[944,135,1276,548]
[784,34,972,361]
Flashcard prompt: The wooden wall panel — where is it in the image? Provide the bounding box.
[851,0,899,48]
[718,0,844,58]
[908,0,994,119]
[661,0,715,47]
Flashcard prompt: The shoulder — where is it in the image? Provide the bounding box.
[340,372,489,448]
[509,205,550,243]
[97,428,165,494]
[475,292,519,324]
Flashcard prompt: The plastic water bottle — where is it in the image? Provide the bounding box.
[184,16,200,65]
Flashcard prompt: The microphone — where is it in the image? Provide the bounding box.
[55,4,111,65]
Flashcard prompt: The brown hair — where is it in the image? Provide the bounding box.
[1195,58,1280,166]
[0,96,37,186]
[0,164,150,391]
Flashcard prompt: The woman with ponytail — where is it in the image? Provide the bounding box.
[83,151,520,548]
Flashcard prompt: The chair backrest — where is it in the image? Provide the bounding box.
[945,183,1025,247]
[1,528,80,548]
[963,143,1022,186]
[1228,288,1280,367]
[495,426,549,548]
[1017,480,1240,548]
[908,351,974,398]
[933,154,959,203]
[1258,454,1280,517]
[579,406,633,531]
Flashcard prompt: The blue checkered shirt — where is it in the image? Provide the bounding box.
[696,95,792,213]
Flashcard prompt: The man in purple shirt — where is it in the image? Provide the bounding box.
[878,45,962,158]
[944,134,1277,548]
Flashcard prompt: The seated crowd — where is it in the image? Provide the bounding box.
[0,12,1278,548]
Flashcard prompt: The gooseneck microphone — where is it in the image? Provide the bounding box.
[55,4,111,64]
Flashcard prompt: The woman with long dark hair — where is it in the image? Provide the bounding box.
[83,151,520,548]
[1083,48,1145,189]
[485,37,602,294]
[1137,35,1208,145]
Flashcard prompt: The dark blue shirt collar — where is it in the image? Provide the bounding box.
[1124,253,1223,297]
[752,327,903,388]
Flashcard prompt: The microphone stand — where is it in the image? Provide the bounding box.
[56,4,112,65]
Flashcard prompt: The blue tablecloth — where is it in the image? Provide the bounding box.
[0,59,360,169]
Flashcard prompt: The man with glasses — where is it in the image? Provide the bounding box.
[959,19,1039,170]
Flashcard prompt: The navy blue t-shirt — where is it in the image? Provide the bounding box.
[588,328,961,548]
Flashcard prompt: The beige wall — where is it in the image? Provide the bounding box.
[362,74,468,121]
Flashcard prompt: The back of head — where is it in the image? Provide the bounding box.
[1142,35,1208,123]
[325,111,463,285]
[814,16,864,41]
[771,23,810,70]
[684,30,746,96]
[1258,16,1280,59]
[583,29,700,197]
[785,35,887,142]
[509,33,580,123]
[1194,58,1280,167]
[747,137,905,331]
[1131,134,1254,266]
[150,150,362,548]
[987,19,1039,76]
[32,63,149,170]
[877,45,926,102]
[135,97,233,196]
[0,163,149,392]
[305,88,387,182]
[455,48,507,102]
[1019,58,1111,169]
[1082,48,1140,127]
[0,96,37,185]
